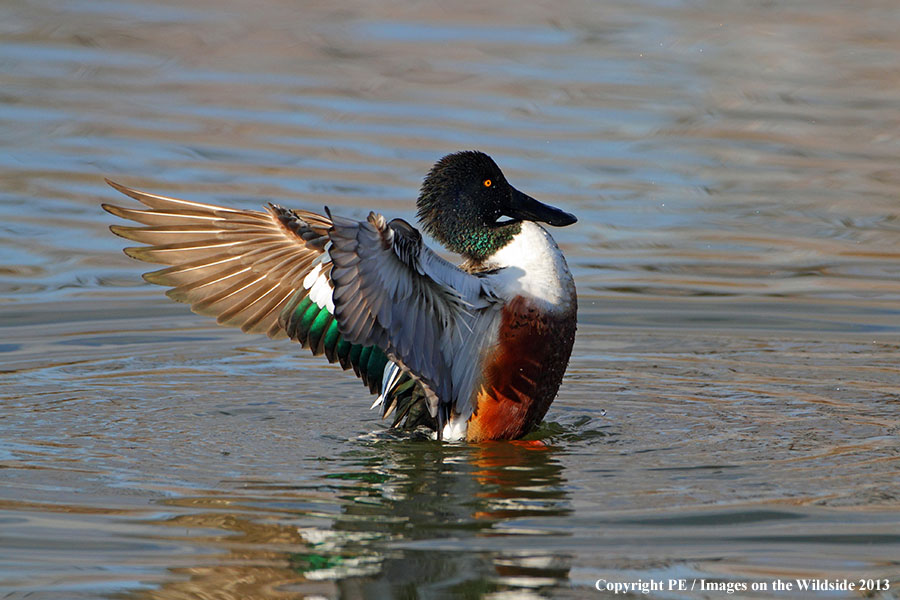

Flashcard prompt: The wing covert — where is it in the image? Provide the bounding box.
[327,211,501,433]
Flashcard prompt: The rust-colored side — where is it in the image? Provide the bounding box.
[466,296,576,442]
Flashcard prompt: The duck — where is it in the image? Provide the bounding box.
[103,151,577,441]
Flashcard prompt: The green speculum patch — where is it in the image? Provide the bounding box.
[284,294,388,394]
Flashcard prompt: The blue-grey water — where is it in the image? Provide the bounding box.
[1,0,899,598]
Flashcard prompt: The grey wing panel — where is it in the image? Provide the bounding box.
[327,210,499,431]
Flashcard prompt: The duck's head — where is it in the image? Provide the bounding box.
[416,151,576,261]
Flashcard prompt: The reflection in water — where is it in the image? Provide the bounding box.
[134,439,572,599]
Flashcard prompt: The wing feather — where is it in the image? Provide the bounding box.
[103,180,329,340]
[327,211,501,436]
[105,180,501,437]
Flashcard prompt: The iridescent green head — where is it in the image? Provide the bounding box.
[415,151,577,262]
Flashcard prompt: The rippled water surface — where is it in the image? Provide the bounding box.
[2,0,900,598]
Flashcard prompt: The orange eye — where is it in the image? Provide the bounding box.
[483,179,492,187]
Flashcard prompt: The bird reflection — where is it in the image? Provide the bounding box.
[325,438,573,598]
[131,438,572,599]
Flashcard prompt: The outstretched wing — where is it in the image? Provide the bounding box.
[103,181,503,436]
[328,211,502,433]
[102,180,387,392]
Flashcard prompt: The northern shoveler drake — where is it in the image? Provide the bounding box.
[103,151,577,441]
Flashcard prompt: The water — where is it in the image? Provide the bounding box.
[2,0,899,598]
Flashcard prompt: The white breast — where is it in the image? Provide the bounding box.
[484,221,576,312]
